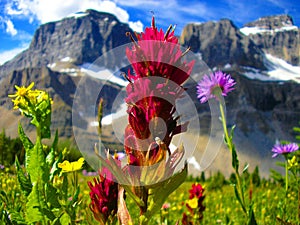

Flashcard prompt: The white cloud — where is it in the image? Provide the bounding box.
[0,43,29,65]
[5,19,18,36]
[128,21,143,33]
[4,0,143,32]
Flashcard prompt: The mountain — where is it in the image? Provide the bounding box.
[0,10,299,176]
[0,9,132,78]
[240,15,300,66]
[180,19,265,69]
[0,9,130,139]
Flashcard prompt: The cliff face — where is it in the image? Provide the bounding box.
[180,19,265,69]
[241,15,300,66]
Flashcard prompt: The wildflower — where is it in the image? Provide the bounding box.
[189,183,204,199]
[125,17,194,85]
[88,168,118,224]
[8,82,53,114]
[196,71,236,103]
[288,155,298,169]
[58,157,84,172]
[8,82,35,99]
[183,183,206,222]
[187,197,198,209]
[162,202,170,210]
[123,17,193,182]
[271,143,299,158]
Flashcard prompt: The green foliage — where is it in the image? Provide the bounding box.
[0,130,24,167]
[207,171,227,190]
[3,85,84,225]
[251,166,261,187]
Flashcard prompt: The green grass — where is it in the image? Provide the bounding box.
[1,167,299,225]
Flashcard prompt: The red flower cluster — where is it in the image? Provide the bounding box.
[88,167,118,224]
[182,183,206,224]
[124,17,194,171]
[126,17,194,84]
[189,183,205,199]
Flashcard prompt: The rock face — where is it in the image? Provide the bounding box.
[180,19,265,69]
[244,15,294,30]
[241,15,300,65]
[0,9,132,78]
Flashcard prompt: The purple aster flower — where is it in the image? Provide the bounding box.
[196,71,236,103]
[272,143,299,158]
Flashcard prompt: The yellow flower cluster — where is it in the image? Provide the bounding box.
[187,197,198,209]
[8,82,53,111]
[288,156,298,169]
[58,157,85,173]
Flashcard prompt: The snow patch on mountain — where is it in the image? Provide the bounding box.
[264,54,300,82]
[101,102,127,126]
[240,25,298,36]
[242,54,300,83]
[80,64,128,86]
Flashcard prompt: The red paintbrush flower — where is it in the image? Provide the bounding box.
[88,167,118,224]
[189,183,204,199]
[126,17,194,85]
[124,17,193,185]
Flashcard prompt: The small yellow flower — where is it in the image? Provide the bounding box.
[288,156,298,169]
[58,157,85,172]
[8,82,35,99]
[187,197,198,209]
[12,97,27,109]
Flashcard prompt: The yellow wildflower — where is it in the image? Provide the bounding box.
[288,155,298,169]
[8,82,35,99]
[12,98,28,109]
[58,157,85,172]
[187,197,198,209]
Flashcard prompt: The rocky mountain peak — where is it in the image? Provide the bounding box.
[180,19,265,69]
[0,9,132,78]
[244,14,294,30]
[241,14,299,66]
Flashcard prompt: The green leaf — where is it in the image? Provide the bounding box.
[40,207,57,221]
[15,157,32,196]
[62,175,68,201]
[69,186,80,206]
[243,164,249,173]
[5,211,27,225]
[45,183,61,209]
[247,204,258,225]
[49,151,63,182]
[46,130,58,168]
[145,163,188,218]
[18,123,34,152]
[231,145,239,173]
[25,182,45,223]
[233,185,246,213]
[37,97,52,139]
[230,125,236,138]
[26,140,48,184]
[0,190,9,205]
[59,212,71,225]
[51,130,59,152]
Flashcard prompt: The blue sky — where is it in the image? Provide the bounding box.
[0,0,299,65]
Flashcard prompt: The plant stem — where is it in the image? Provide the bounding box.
[219,103,247,214]
[285,159,288,192]
[219,102,232,151]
